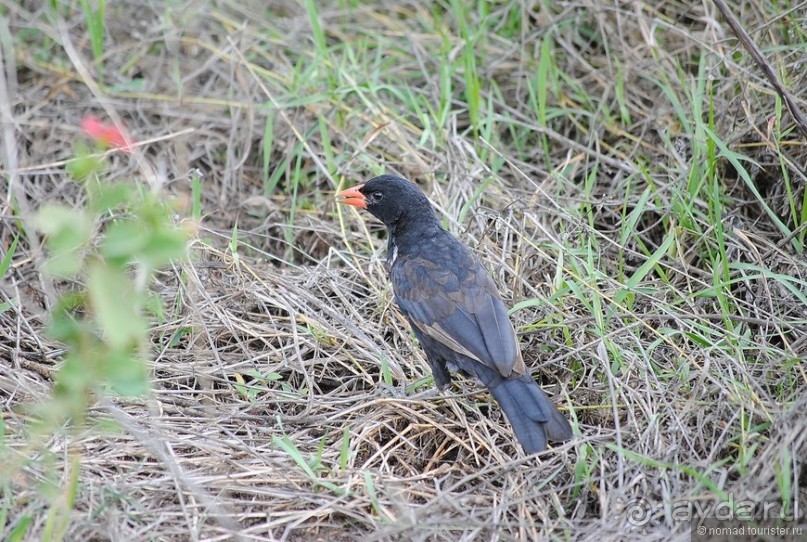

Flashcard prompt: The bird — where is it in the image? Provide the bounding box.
[337,174,573,454]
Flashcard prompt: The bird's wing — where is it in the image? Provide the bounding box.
[391,252,525,377]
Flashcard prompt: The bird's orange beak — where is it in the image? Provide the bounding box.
[337,183,367,209]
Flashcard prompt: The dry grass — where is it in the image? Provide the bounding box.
[1,1,806,540]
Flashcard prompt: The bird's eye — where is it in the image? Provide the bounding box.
[370,192,384,203]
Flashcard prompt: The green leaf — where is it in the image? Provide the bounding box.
[704,125,799,251]
[0,234,18,279]
[101,219,149,262]
[364,470,380,514]
[614,232,675,305]
[43,252,83,277]
[35,204,93,245]
[143,291,165,322]
[166,326,191,348]
[55,352,95,397]
[536,36,552,125]
[88,263,143,350]
[46,306,85,344]
[7,515,32,542]
[36,204,94,276]
[339,426,350,471]
[139,229,187,268]
[88,182,134,213]
[191,173,202,221]
[107,78,145,93]
[106,348,148,396]
[66,153,104,181]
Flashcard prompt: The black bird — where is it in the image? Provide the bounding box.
[338,175,573,454]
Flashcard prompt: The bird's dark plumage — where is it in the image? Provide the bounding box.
[338,175,573,454]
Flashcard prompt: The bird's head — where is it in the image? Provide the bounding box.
[337,175,436,227]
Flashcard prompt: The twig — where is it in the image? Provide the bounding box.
[0,17,58,310]
[713,0,807,139]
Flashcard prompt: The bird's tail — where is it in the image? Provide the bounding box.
[487,374,573,454]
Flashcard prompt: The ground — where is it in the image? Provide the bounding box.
[1,1,806,541]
